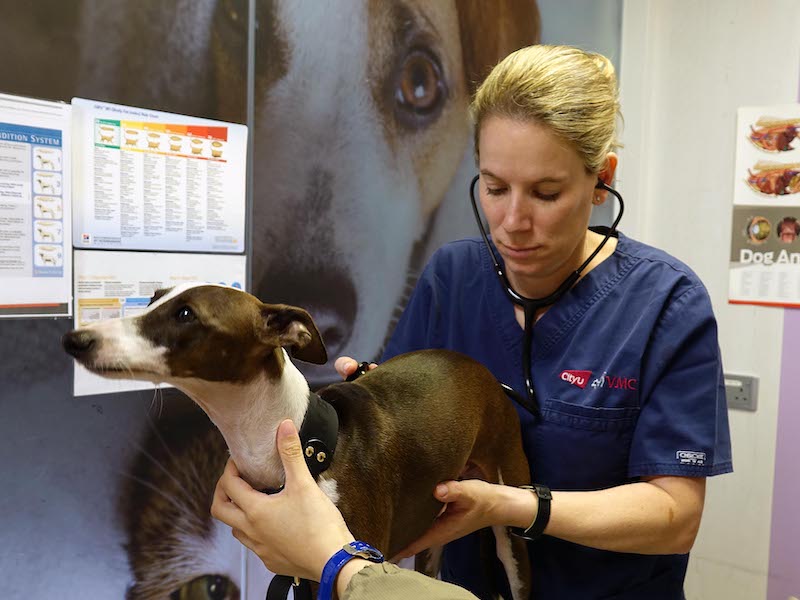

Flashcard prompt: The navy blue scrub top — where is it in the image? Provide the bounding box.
[382,230,733,600]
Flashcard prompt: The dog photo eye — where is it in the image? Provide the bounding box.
[394,47,447,127]
[169,573,234,600]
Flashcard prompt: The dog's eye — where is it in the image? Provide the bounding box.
[394,48,446,128]
[175,306,197,323]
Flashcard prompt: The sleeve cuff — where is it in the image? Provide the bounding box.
[629,461,733,478]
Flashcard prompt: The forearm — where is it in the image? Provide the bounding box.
[339,563,479,600]
[495,476,706,555]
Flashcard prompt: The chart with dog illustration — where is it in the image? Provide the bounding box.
[71,98,246,253]
[0,93,72,317]
[730,103,800,308]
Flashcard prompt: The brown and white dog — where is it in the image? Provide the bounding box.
[62,283,533,599]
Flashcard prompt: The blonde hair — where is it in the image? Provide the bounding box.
[470,44,622,174]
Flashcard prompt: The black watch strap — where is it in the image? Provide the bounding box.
[509,484,552,541]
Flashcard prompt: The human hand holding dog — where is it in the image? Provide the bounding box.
[394,479,539,559]
[211,419,368,587]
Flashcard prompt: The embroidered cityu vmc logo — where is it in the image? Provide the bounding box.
[590,371,638,391]
[560,370,592,389]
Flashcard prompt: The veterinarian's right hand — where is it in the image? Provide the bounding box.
[211,419,357,582]
[335,356,378,379]
[393,480,539,560]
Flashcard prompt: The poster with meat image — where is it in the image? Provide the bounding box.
[735,104,800,205]
[730,104,800,307]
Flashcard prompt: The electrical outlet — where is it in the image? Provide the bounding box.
[724,374,758,411]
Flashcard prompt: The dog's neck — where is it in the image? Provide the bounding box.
[174,349,310,490]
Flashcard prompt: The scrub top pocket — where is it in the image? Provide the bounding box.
[530,398,640,490]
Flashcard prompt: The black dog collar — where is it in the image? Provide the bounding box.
[298,391,339,479]
[261,391,339,495]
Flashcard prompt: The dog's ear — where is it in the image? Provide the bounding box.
[260,304,328,365]
[457,0,541,95]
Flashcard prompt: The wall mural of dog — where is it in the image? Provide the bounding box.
[217,0,541,385]
[0,1,541,598]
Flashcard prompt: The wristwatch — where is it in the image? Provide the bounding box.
[509,484,552,541]
[318,540,384,600]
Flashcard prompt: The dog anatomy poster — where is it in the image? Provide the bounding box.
[0,94,72,317]
[0,1,621,598]
[729,103,800,308]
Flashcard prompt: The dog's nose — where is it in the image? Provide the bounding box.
[62,330,97,358]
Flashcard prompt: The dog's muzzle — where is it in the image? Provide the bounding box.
[62,330,97,360]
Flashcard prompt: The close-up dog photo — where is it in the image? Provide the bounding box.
[0,1,624,598]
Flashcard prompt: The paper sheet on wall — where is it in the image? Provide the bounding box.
[72,250,246,396]
[729,104,800,308]
[0,93,72,317]
[71,98,246,253]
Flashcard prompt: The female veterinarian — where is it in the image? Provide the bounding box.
[213,44,732,599]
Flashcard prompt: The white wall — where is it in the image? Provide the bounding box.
[619,1,800,599]
[538,0,622,59]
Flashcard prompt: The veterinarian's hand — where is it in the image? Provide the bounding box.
[211,419,356,581]
[334,356,378,380]
[393,480,538,560]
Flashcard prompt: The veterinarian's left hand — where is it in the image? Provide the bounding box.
[393,479,538,560]
[211,419,356,581]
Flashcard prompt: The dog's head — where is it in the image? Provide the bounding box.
[62,284,327,385]
[211,0,539,384]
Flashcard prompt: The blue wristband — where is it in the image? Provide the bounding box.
[318,541,384,600]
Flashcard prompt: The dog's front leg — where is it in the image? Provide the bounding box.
[413,545,443,578]
[491,526,531,600]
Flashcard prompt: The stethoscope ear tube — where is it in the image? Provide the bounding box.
[595,179,625,235]
[470,174,625,418]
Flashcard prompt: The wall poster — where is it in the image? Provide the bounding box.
[71,98,247,253]
[72,249,246,397]
[0,93,71,317]
[730,104,800,307]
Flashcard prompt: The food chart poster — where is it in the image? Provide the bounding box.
[729,104,800,308]
[71,98,247,253]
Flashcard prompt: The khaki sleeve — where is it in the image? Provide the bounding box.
[343,563,478,600]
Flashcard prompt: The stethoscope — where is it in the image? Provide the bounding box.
[469,174,625,419]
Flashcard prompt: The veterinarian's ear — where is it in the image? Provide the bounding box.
[260,304,328,365]
[457,0,541,94]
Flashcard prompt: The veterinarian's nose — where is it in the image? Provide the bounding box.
[62,330,97,358]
